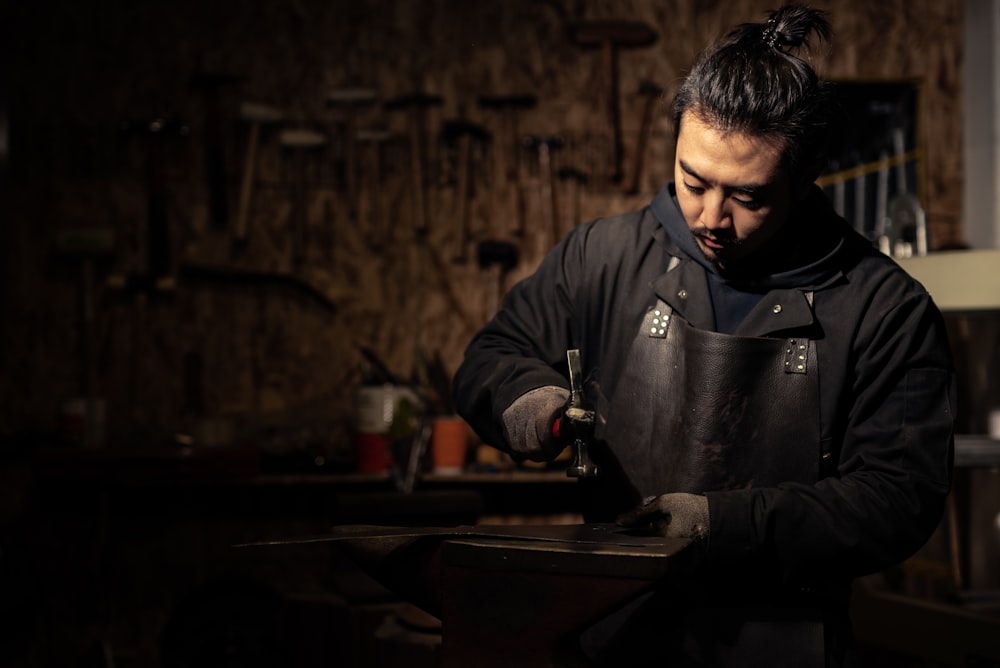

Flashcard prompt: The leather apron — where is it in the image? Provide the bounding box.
[580,295,827,667]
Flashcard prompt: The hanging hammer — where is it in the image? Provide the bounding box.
[623,80,664,195]
[524,135,565,251]
[443,119,491,263]
[570,20,658,186]
[558,166,588,236]
[326,87,379,221]
[356,128,395,250]
[279,128,327,268]
[385,92,444,240]
[478,94,537,238]
[233,101,285,248]
[190,72,243,231]
[118,117,190,289]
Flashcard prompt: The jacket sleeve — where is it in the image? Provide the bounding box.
[452,234,581,451]
[706,287,955,581]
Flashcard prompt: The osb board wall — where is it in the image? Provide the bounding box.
[3,0,963,454]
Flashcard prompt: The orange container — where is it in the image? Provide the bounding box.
[430,416,468,474]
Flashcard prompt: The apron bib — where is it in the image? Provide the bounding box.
[581,298,827,668]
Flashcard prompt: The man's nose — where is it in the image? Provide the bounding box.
[700,192,731,230]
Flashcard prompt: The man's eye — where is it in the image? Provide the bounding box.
[734,197,762,211]
[684,183,704,194]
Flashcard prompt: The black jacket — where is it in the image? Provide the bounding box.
[454,184,955,584]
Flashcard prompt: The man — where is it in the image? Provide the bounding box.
[453,4,954,667]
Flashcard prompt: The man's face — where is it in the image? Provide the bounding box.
[674,112,797,271]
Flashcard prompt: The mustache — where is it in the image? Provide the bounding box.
[691,226,742,248]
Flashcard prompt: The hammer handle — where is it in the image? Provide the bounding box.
[234,122,261,245]
[605,42,624,184]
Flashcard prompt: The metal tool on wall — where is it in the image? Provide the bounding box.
[190,73,243,232]
[327,87,379,222]
[111,118,189,433]
[557,166,587,237]
[570,20,658,186]
[278,128,327,268]
[385,92,443,240]
[386,92,446,372]
[874,149,890,251]
[55,227,115,447]
[443,119,491,264]
[356,128,394,250]
[524,135,564,252]
[234,102,285,249]
[477,94,537,238]
[178,262,338,314]
[476,239,519,324]
[119,117,189,289]
[886,126,927,256]
[623,80,663,195]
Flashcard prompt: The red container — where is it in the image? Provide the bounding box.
[356,433,391,473]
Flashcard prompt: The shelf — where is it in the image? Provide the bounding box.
[896,249,1000,312]
[955,435,1000,467]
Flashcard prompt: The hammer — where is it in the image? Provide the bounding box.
[234,102,284,248]
[524,135,565,250]
[356,128,395,249]
[190,72,243,231]
[476,239,519,323]
[327,87,379,220]
[570,20,658,185]
[623,80,664,195]
[443,119,491,263]
[279,128,327,267]
[385,92,444,239]
[558,166,588,235]
[478,94,537,237]
[120,117,189,288]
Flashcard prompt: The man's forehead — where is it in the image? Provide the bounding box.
[675,115,788,188]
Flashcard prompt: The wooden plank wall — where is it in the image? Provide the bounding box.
[3,0,964,456]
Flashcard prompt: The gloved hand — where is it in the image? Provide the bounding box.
[617,493,710,541]
[501,385,570,461]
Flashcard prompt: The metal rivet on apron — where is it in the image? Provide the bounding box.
[646,304,670,338]
[784,338,809,374]
[651,311,668,337]
[772,304,782,314]
[677,289,688,299]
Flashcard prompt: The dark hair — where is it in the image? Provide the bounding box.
[672,4,835,181]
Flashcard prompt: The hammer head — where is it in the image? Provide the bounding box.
[384,92,444,111]
[638,80,665,96]
[443,119,491,143]
[476,240,519,271]
[477,94,538,111]
[326,88,379,106]
[240,102,285,124]
[189,72,244,91]
[557,167,588,184]
[279,128,327,149]
[523,135,565,151]
[570,20,658,48]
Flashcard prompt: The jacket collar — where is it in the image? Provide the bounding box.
[646,184,852,336]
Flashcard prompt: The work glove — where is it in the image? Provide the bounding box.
[617,493,710,541]
[501,385,570,461]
